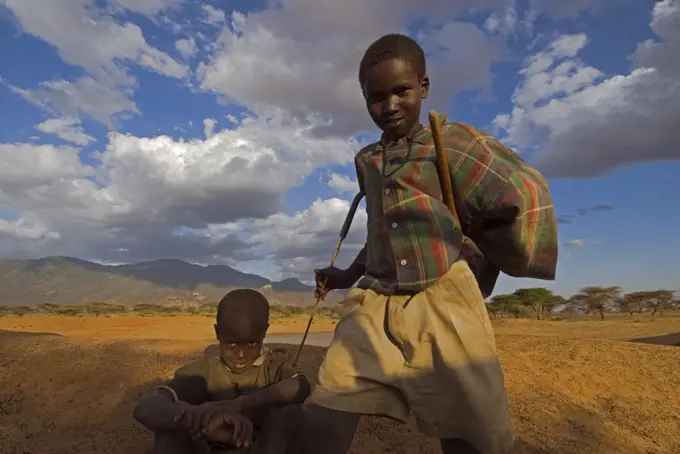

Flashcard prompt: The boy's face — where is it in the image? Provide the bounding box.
[214,322,268,374]
[362,58,429,142]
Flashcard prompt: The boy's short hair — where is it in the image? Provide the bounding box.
[216,288,269,331]
[359,33,427,87]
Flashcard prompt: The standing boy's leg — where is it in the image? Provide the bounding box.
[295,404,361,454]
[295,289,410,454]
[394,260,515,454]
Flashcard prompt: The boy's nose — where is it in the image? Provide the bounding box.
[383,96,399,114]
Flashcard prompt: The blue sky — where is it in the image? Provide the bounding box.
[0,0,678,297]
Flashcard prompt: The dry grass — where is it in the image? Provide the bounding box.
[1,316,679,454]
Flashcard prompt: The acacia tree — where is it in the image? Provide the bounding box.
[618,292,646,317]
[570,286,621,320]
[513,288,559,320]
[486,300,503,319]
[566,294,589,316]
[488,294,522,319]
[671,299,680,311]
[542,295,565,320]
[639,290,675,317]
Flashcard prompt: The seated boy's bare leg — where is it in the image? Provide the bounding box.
[249,403,303,454]
[440,438,483,454]
[152,430,210,454]
[295,404,361,454]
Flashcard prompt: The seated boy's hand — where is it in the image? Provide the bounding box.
[202,412,254,448]
[174,401,228,437]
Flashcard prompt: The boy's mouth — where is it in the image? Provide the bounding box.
[385,117,404,126]
[225,359,250,372]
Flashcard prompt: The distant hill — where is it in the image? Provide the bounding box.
[0,256,338,307]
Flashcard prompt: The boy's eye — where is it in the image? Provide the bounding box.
[248,342,258,347]
[367,93,385,103]
[227,342,236,348]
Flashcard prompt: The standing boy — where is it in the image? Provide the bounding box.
[134,289,310,454]
[296,34,558,454]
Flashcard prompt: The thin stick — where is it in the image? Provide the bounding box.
[293,191,364,367]
[428,110,460,225]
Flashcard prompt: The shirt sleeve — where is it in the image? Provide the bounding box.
[444,122,558,280]
[156,358,211,406]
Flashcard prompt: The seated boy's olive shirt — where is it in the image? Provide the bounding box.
[353,114,559,297]
[156,348,297,406]
[154,348,298,453]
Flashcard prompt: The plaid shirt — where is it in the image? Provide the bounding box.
[353,114,558,297]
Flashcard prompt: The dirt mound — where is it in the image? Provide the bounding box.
[1,330,679,454]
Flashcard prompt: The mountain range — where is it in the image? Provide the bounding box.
[0,256,336,307]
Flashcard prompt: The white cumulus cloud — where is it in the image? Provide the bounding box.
[0,112,360,266]
[175,37,197,59]
[201,4,226,26]
[494,0,680,177]
[196,0,508,136]
[2,0,186,127]
[327,173,359,194]
[246,198,368,278]
[35,117,96,146]
[109,0,184,16]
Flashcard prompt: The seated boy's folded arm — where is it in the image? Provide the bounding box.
[448,126,558,280]
[133,360,211,431]
[237,355,311,415]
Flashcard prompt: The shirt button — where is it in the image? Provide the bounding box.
[392,222,398,228]
[400,259,407,266]
[385,189,390,195]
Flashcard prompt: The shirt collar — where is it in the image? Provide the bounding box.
[252,346,268,367]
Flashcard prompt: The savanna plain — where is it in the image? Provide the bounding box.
[1,313,679,454]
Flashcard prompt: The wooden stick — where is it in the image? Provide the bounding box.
[428,110,460,225]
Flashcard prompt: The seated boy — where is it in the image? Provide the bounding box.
[133,289,310,454]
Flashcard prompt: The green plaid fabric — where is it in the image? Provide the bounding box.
[353,114,558,296]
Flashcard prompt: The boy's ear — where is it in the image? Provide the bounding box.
[421,75,430,99]
[213,323,219,340]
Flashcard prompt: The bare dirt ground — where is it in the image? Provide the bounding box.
[1,315,680,454]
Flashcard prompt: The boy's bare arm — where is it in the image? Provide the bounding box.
[207,374,310,427]
[235,374,310,413]
[133,360,211,432]
[447,123,559,280]
[133,389,191,432]
[345,245,367,283]
[343,162,368,283]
